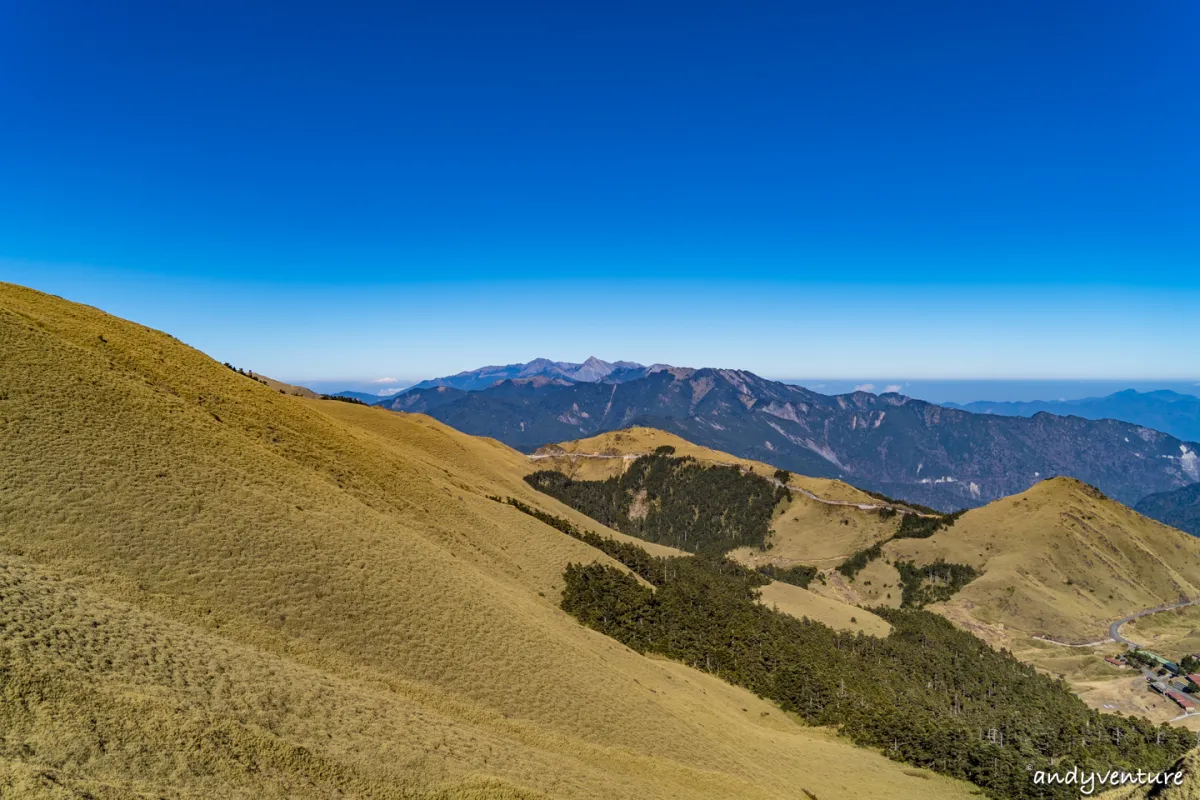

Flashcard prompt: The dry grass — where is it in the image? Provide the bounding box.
[886,478,1200,643]
[805,559,905,611]
[757,580,892,636]
[1124,605,1200,657]
[733,500,899,570]
[257,373,323,398]
[537,427,878,504]
[0,283,979,799]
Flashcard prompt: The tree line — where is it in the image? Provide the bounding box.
[837,510,978,608]
[524,451,790,554]
[894,559,981,608]
[320,394,367,405]
[223,362,268,386]
[493,496,1191,799]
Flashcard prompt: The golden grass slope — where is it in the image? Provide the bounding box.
[757,580,892,637]
[537,427,896,634]
[0,283,978,799]
[738,498,900,570]
[539,427,901,567]
[1124,604,1200,658]
[886,478,1200,644]
[537,427,876,503]
[256,371,322,398]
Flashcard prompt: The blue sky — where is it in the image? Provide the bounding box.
[2,1,1198,386]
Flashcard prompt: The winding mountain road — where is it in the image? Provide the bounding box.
[1109,598,1200,649]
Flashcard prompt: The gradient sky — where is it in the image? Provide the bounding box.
[2,1,1197,384]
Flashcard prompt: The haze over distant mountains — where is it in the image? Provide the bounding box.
[403,357,666,392]
[781,379,1200,406]
[379,362,1200,514]
[944,389,1200,442]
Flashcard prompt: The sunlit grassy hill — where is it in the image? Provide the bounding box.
[885,478,1200,644]
[540,427,903,568]
[537,427,878,503]
[0,283,977,799]
[545,429,1200,649]
[535,428,897,635]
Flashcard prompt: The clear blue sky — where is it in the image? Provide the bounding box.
[2,1,1197,384]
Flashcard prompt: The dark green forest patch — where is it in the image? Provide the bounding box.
[495,496,1190,799]
[838,510,976,608]
[835,540,885,580]
[524,452,790,554]
[753,562,818,589]
[894,559,981,608]
[893,509,966,540]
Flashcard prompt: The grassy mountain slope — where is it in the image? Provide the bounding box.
[757,579,892,637]
[532,429,907,634]
[0,283,976,799]
[545,429,1200,646]
[538,428,902,568]
[884,478,1200,643]
[536,427,878,503]
[739,499,899,569]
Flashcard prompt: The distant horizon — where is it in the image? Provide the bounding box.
[3,2,1198,384]
[296,366,1200,406]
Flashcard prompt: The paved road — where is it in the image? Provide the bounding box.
[1109,597,1200,649]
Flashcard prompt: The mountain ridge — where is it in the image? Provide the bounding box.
[383,366,1200,512]
[945,388,1200,442]
[403,357,664,393]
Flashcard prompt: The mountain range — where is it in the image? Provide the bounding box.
[403,356,665,392]
[381,366,1200,512]
[945,389,1200,443]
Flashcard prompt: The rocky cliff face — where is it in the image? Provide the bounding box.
[388,367,1200,513]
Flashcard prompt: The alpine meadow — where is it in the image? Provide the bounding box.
[0,283,994,799]
[5,280,1200,799]
[4,2,1200,798]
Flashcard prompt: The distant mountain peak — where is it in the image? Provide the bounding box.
[400,357,661,394]
[385,365,1200,516]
